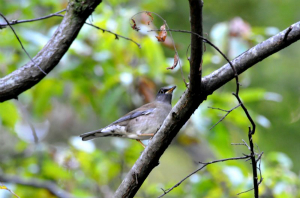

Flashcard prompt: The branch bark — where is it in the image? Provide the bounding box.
[0,0,102,102]
[114,20,300,197]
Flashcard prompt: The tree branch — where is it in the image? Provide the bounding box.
[114,21,300,197]
[188,0,203,93]
[0,175,75,198]
[201,22,300,95]
[0,0,102,102]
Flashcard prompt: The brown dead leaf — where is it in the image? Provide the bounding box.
[167,54,179,70]
[146,12,154,25]
[155,24,167,42]
[130,19,140,31]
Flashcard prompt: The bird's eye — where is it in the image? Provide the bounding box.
[159,90,164,94]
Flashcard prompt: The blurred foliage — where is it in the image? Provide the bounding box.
[1,0,300,197]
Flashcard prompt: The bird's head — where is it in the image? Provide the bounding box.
[155,86,176,104]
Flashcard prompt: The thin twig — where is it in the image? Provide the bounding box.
[0,183,20,198]
[257,153,264,184]
[84,21,141,48]
[0,12,47,75]
[208,103,241,130]
[242,139,250,150]
[231,143,246,146]
[0,9,66,28]
[158,155,250,198]
[233,94,256,134]
[237,187,256,196]
[208,106,230,112]
[256,152,263,163]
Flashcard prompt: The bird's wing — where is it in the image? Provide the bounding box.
[110,104,156,126]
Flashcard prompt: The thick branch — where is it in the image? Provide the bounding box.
[114,21,300,197]
[0,175,75,198]
[202,21,300,95]
[0,0,102,102]
[188,0,203,93]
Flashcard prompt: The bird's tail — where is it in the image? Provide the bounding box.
[80,129,111,141]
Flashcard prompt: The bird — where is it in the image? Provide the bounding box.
[80,86,176,148]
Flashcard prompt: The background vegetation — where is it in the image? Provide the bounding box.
[1,0,300,197]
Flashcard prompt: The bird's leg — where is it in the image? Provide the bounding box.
[139,133,154,137]
[140,133,155,141]
[136,139,146,148]
[136,134,154,148]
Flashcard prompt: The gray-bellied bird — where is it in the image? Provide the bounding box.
[80,86,176,147]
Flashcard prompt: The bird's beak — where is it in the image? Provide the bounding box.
[166,86,176,94]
